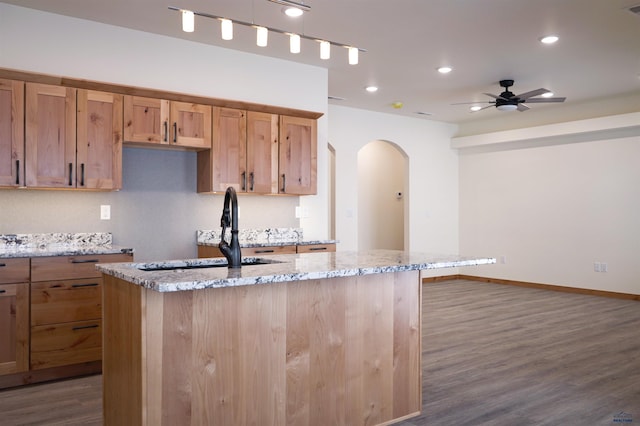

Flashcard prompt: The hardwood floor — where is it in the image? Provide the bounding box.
[1,279,638,425]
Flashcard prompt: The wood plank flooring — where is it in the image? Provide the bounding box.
[1,279,638,425]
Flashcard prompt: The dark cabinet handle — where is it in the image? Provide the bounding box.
[71,259,100,264]
[16,160,20,185]
[71,283,99,288]
[163,121,168,142]
[255,249,275,254]
[0,289,6,294]
[249,172,254,191]
[80,163,85,186]
[309,247,328,251]
[68,163,73,186]
[72,324,99,331]
[281,174,286,192]
[0,263,5,267]
[241,171,246,191]
[173,122,177,142]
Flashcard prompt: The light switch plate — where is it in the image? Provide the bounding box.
[101,205,111,220]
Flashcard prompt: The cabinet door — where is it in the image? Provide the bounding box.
[279,115,317,195]
[77,90,123,190]
[0,79,24,188]
[25,83,77,188]
[210,107,247,192]
[123,96,169,145]
[170,101,212,149]
[0,283,29,375]
[247,111,278,194]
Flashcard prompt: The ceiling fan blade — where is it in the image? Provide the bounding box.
[517,103,530,112]
[472,105,494,112]
[514,88,549,100]
[524,97,566,103]
[483,93,509,100]
[451,101,495,105]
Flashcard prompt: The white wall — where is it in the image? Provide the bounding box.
[0,4,328,261]
[458,115,640,295]
[328,105,460,271]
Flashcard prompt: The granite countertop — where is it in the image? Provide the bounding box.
[196,228,337,248]
[96,250,496,293]
[0,232,134,259]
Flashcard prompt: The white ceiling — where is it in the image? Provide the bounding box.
[3,0,640,126]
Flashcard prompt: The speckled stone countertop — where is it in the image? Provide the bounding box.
[0,233,134,258]
[96,250,495,293]
[197,228,337,248]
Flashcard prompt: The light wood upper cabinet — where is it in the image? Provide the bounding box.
[247,111,279,194]
[77,90,123,190]
[0,79,25,188]
[279,115,317,195]
[124,96,211,150]
[198,108,278,194]
[24,84,123,190]
[25,83,77,188]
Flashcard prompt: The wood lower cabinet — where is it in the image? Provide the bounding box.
[296,243,336,253]
[0,79,25,188]
[198,244,335,258]
[0,259,30,376]
[0,252,133,389]
[124,95,211,150]
[198,108,278,194]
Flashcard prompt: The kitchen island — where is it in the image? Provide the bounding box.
[97,250,494,426]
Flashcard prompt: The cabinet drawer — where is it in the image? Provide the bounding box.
[31,253,132,282]
[0,258,30,284]
[31,278,102,326]
[296,244,336,254]
[31,320,101,370]
[243,245,297,256]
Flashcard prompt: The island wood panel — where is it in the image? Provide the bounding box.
[102,270,421,426]
[102,275,143,426]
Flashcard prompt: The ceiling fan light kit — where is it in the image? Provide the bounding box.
[168,5,364,65]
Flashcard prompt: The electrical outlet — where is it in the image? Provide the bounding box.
[100,205,111,220]
[499,255,507,264]
[601,263,608,272]
[594,262,601,272]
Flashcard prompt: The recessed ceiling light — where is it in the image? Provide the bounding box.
[541,91,554,98]
[283,6,304,17]
[365,86,378,93]
[470,105,482,112]
[540,35,559,44]
[437,66,453,74]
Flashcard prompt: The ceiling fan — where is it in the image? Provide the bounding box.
[454,79,566,112]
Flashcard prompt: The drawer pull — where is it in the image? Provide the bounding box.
[72,324,99,331]
[255,249,275,254]
[71,283,99,288]
[0,263,6,267]
[0,289,6,294]
[309,247,327,251]
[71,259,100,264]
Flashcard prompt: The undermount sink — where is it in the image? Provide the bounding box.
[137,257,283,272]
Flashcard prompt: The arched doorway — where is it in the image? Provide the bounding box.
[357,140,408,250]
